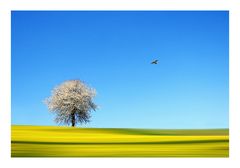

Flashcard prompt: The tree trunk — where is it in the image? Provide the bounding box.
[71,112,75,127]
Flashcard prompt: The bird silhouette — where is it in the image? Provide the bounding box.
[151,59,158,64]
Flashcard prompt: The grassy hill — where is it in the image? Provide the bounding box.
[11,125,229,157]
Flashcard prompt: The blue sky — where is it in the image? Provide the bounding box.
[12,11,229,129]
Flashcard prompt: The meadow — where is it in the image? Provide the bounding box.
[11,125,229,157]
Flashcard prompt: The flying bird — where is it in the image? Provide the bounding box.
[151,59,158,64]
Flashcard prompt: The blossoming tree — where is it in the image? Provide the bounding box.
[45,80,97,127]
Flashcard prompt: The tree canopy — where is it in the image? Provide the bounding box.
[45,80,97,127]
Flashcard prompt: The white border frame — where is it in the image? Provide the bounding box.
[1,0,239,168]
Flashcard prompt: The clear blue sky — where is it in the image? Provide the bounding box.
[12,11,229,129]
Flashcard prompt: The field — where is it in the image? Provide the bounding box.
[11,125,229,157]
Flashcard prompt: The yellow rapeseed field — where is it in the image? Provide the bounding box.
[11,125,229,157]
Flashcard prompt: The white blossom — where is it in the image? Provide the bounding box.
[44,80,97,127]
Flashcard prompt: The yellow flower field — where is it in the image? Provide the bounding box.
[11,125,229,157]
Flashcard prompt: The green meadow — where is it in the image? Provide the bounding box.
[11,125,229,157]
